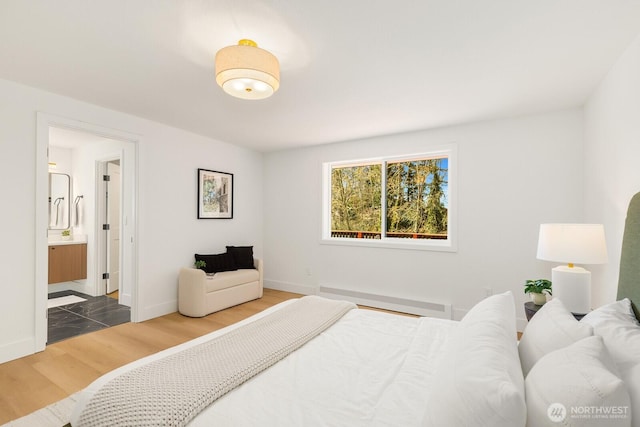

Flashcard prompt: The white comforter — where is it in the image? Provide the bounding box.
[72,300,458,426]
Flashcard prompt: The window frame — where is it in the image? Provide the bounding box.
[321,144,457,252]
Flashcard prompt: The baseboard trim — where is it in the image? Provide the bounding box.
[138,300,177,322]
[265,282,529,331]
[0,337,35,364]
[119,292,132,307]
[264,280,315,296]
[319,285,452,319]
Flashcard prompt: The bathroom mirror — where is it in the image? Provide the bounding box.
[49,172,70,230]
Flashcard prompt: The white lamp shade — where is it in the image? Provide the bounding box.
[537,223,607,265]
[215,40,280,100]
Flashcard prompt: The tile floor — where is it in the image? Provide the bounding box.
[47,290,130,344]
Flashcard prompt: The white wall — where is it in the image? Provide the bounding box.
[49,146,72,175]
[263,109,584,324]
[584,33,640,307]
[0,77,263,363]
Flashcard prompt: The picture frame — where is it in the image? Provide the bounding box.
[197,168,233,219]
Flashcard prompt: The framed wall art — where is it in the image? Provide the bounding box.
[197,168,233,219]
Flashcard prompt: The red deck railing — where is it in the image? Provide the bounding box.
[331,230,447,240]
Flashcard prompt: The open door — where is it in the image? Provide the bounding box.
[106,160,121,294]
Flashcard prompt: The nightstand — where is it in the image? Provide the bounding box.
[524,302,586,321]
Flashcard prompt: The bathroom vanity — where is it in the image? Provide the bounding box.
[47,170,88,284]
[48,241,87,284]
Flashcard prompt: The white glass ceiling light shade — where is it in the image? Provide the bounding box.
[215,39,280,100]
[536,224,608,314]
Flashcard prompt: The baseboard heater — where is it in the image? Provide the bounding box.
[318,286,452,319]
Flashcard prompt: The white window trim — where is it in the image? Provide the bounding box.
[321,144,457,252]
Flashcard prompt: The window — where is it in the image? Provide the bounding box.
[331,163,382,238]
[322,146,456,251]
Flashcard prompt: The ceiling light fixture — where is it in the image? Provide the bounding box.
[215,39,280,100]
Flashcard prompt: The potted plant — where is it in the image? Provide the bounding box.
[194,260,206,270]
[524,279,552,305]
[61,229,72,241]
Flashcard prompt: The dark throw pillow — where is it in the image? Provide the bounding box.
[226,246,255,269]
[195,253,237,274]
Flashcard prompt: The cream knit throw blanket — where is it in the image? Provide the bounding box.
[75,296,355,427]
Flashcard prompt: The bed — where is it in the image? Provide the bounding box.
[72,300,463,426]
[70,193,640,427]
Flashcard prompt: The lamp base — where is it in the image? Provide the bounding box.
[551,265,591,314]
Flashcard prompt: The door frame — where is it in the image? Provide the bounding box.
[35,112,140,352]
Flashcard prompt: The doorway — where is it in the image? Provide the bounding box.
[35,113,139,351]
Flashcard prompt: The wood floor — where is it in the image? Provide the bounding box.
[0,288,303,424]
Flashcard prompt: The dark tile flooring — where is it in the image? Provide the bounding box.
[48,290,130,345]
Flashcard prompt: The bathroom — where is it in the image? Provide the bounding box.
[46,126,132,344]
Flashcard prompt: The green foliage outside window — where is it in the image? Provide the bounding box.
[331,157,448,239]
[331,164,381,233]
[387,158,448,236]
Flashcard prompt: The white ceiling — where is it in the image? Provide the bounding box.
[1,1,639,152]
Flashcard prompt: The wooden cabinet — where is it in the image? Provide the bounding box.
[48,244,87,284]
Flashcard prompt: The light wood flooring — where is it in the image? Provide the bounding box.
[0,288,303,424]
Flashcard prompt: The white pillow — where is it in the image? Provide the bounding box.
[518,298,593,376]
[525,336,631,427]
[581,299,640,427]
[422,292,526,427]
[581,298,640,370]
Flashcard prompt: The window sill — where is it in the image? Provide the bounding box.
[320,237,457,252]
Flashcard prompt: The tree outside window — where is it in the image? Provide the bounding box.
[330,156,448,241]
[331,163,381,238]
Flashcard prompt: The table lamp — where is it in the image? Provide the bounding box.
[536,224,607,314]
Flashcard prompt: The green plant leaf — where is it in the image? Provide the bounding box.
[524,279,552,294]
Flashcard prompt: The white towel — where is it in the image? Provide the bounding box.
[74,196,83,226]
